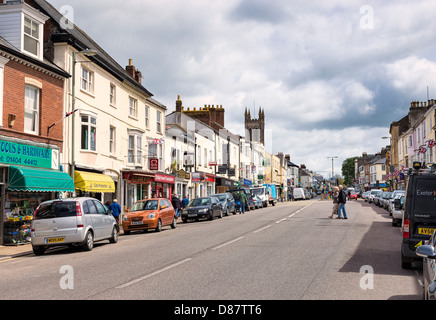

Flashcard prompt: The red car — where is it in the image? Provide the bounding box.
[349,191,358,200]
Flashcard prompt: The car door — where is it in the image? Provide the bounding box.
[84,200,103,240]
[165,199,174,224]
[93,200,113,238]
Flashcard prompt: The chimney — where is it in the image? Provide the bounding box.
[176,95,183,112]
[126,59,142,84]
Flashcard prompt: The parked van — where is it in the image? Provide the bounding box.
[400,162,436,269]
[293,188,305,200]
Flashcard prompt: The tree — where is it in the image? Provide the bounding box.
[341,157,358,186]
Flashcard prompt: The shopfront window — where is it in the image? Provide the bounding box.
[4,191,52,245]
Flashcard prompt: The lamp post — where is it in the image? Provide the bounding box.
[327,156,338,185]
[70,49,97,187]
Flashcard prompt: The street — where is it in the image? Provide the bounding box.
[0,198,423,302]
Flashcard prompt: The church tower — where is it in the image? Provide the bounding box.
[244,107,265,145]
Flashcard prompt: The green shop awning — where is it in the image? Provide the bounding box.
[8,165,75,192]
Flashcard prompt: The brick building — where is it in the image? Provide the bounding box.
[0,0,73,245]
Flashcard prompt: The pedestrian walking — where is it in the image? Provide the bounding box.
[329,186,339,218]
[239,192,248,214]
[109,199,121,232]
[337,185,348,219]
[181,194,189,209]
[171,194,181,218]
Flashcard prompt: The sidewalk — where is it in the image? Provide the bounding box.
[0,243,33,260]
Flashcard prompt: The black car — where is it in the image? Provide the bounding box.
[400,162,436,269]
[181,197,223,223]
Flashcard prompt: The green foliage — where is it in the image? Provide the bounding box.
[341,157,358,186]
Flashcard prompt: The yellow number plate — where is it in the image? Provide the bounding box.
[45,237,65,244]
[418,228,436,235]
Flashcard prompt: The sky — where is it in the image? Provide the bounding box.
[47,0,436,178]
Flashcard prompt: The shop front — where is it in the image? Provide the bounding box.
[0,137,74,245]
[174,169,190,199]
[122,170,154,210]
[215,177,234,193]
[191,172,215,197]
[152,173,175,201]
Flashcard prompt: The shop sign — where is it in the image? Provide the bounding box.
[191,172,205,182]
[149,158,159,170]
[0,138,57,169]
[205,174,215,182]
[176,169,190,180]
[155,173,175,184]
[183,153,194,167]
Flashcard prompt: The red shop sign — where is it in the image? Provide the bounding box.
[154,173,175,184]
[149,158,159,170]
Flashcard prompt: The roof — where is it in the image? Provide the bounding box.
[34,0,153,98]
[0,36,70,78]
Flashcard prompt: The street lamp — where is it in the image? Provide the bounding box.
[327,156,338,183]
[71,49,98,186]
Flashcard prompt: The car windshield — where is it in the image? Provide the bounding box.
[251,188,265,196]
[35,201,76,219]
[130,200,158,212]
[189,198,211,207]
[213,195,227,202]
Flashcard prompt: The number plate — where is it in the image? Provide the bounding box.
[188,214,197,217]
[418,228,436,235]
[45,237,65,244]
[131,221,143,225]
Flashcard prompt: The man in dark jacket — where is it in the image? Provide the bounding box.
[171,194,181,217]
[337,185,348,219]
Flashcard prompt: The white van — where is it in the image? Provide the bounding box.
[293,188,305,200]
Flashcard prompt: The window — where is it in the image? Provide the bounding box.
[109,126,116,155]
[156,110,162,133]
[81,68,93,93]
[110,83,116,106]
[145,105,150,129]
[129,97,137,118]
[128,133,143,166]
[24,85,40,134]
[81,115,96,151]
[23,17,39,57]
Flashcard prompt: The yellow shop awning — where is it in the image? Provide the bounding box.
[74,171,115,193]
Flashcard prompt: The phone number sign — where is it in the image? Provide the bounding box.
[0,138,57,169]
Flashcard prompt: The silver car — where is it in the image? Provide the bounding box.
[391,194,404,227]
[31,197,118,255]
[416,231,436,299]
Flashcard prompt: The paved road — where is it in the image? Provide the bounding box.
[0,198,423,301]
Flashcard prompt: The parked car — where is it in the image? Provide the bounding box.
[122,198,177,234]
[227,188,256,211]
[380,191,392,209]
[400,162,436,269]
[253,195,263,209]
[181,197,223,222]
[392,194,404,227]
[387,190,405,214]
[349,191,358,200]
[31,197,118,255]
[362,191,369,202]
[368,189,382,204]
[211,193,236,216]
[416,230,436,299]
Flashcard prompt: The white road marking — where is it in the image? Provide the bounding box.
[116,258,192,289]
[212,237,244,250]
[253,225,272,233]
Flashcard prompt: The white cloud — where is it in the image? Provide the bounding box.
[47,0,436,176]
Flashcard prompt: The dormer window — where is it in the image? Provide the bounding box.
[23,16,40,57]
[0,2,48,61]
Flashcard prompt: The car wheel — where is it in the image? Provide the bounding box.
[155,219,162,232]
[171,217,177,229]
[82,230,94,251]
[109,226,118,243]
[209,210,214,220]
[182,218,187,223]
[32,245,45,256]
[225,207,230,216]
[219,209,223,219]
